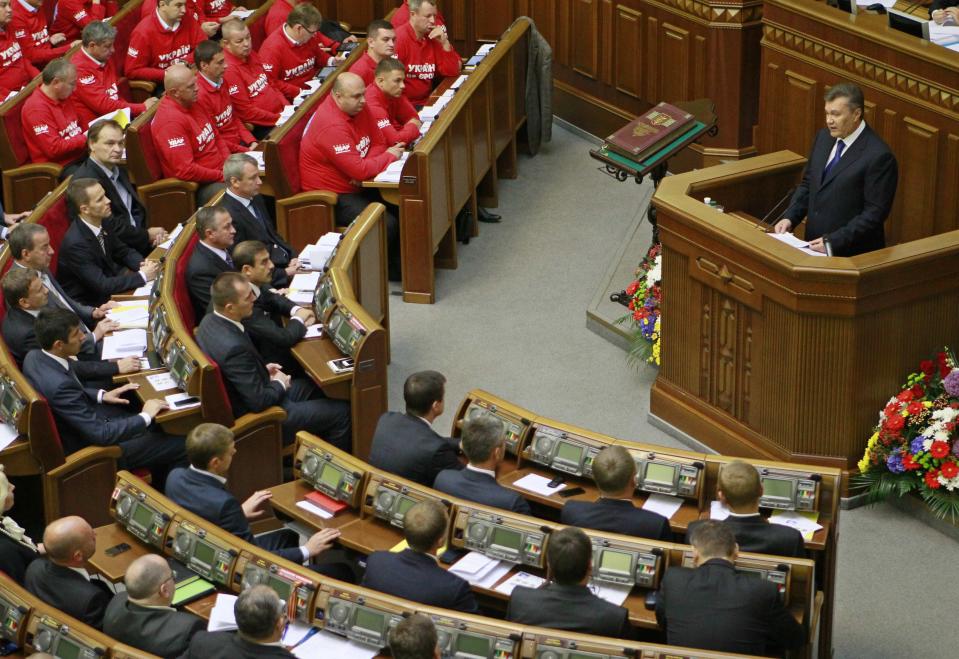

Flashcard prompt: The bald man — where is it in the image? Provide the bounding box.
[103,554,205,657]
[152,63,230,204]
[24,516,112,628]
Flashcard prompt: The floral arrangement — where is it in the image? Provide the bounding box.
[855,348,959,522]
[619,242,662,366]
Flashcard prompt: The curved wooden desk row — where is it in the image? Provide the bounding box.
[90,469,780,659]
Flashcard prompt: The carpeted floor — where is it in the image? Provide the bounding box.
[384,124,959,658]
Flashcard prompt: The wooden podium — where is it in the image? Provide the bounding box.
[649,151,959,485]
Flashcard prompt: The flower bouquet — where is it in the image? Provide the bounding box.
[618,242,662,366]
[855,348,959,522]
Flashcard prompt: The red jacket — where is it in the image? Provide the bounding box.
[394,21,460,105]
[390,3,445,28]
[365,82,419,145]
[222,49,286,126]
[299,94,397,194]
[125,11,207,83]
[71,47,146,128]
[196,72,254,153]
[201,0,234,20]
[0,26,37,100]
[152,95,230,183]
[21,86,86,165]
[140,0,206,24]
[349,51,378,86]
[259,24,336,94]
[10,0,70,67]
[50,0,118,41]
[263,0,292,37]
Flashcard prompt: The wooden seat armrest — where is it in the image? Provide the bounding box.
[809,590,824,644]
[338,21,351,32]
[2,163,64,212]
[136,178,200,196]
[276,190,339,208]
[47,446,122,478]
[1,162,63,178]
[232,407,287,433]
[128,80,157,103]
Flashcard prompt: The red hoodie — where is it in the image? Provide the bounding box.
[299,94,397,194]
[394,21,460,105]
[50,0,118,41]
[71,46,146,128]
[125,10,207,83]
[222,48,286,127]
[196,72,254,153]
[140,0,206,24]
[21,86,86,165]
[152,95,230,183]
[0,25,37,100]
[201,0,234,21]
[349,51,378,86]
[10,0,70,67]
[263,0,291,37]
[365,82,420,145]
[390,3,445,28]
[259,24,338,94]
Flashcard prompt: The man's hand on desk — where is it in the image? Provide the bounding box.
[293,308,315,326]
[139,260,160,281]
[241,490,273,520]
[142,399,170,419]
[116,356,142,375]
[284,258,301,278]
[387,144,405,159]
[93,301,118,320]
[103,382,138,405]
[93,319,120,340]
[305,528,342,558]
[148,227,169,246]
[806,237,826,253]
[773,218,793,234]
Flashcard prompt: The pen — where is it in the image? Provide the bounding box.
[289,626,320,650]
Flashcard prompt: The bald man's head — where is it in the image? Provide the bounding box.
[332,72,367,116]
[43,516,96,565]
[125,554,176,605]
[165,64,198,107]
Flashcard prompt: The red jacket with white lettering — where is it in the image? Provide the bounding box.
[10,1,70,67]
[50,0,119,42]
[196,73,254,153]
[394,21,460,105]
[349,51,378,86]
[201,0,234,20]
[259,24,336,94]
[390,3,445,28]
[21,86,86,165]
[125,11,207,83]
[0,26,37,100]
[152,95,230,183]
[222,49,286,126]
[299,94,397,194]
[71,47,146,128]
[365,82,420,145]
[140,0,207,24]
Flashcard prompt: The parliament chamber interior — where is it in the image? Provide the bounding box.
[0,0,957,658]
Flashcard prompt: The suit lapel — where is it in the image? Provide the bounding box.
[819,125,870,190]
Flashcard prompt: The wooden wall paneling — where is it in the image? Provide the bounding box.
[611,3,642,99]
[571,0,600,80]
[490,56,514,158]
[469,78,493,187]
[448,0,469,53]
[780,70,820,158]
[693,35,706,99]
[556,0,571,68]
[643,15,659,102]
[334,0,383,29]
[528,0,556,47]
[447,111,474,232]
[658,23,691,104]
[938,135,959,236]
[473,0,516,42]
[894,117,939,244]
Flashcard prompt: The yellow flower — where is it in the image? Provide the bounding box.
[858,455,870,473]
[867,432,879,449]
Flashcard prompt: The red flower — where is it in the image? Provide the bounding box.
[884,402,901,418]
[902,453,920,471]
[897,390,914,402]
[907,401,924,416]
[921,359,935,375]
[925,469,942,489]
[941,363,951,378]
[937,351,948,365]
[910,384,925,398]
[884,415,905,431]
[941,461,959,479]
[626,281,639,296]
[930,442,950,459]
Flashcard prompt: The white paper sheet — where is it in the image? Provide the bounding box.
[512,473,566,497]
[304,324,324,339]
[286,290,314,305]
[292,630,375,659]
[145,372,178,392]
[769,510,823,540]
[159,224,184,250]
[588,580,633,606]
[494,571,545,596]
[207,594,238,631]
[130,283,153,297]
[473,561,513,588]
[295,499,334,520]
[165,392,200,409]
[107,301,150,327]
[101,329,148,359]
[448,552,506,585]
[450,74,469,89]
[290,272,321,290]
[477,43,496,55]
[0,422,20,451]
[855,0,895,6]
[281,621,315,646]
[710,500,731,520]
[642,493,684,519]
[247,151,266,170]
[229,7,254,18]
[374,151,409,183]
[766,231,827,257]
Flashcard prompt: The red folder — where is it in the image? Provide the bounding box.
[305,490,348,515]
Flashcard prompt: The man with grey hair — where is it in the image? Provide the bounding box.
[71,21,156,128]
[182,585,295,658]
[103,554,204,657]
[775,81,898,256]
[389,613,440,659]
[21,58,86,166]
[434,413,531,514]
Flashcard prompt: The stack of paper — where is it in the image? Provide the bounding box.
[145,372,178,392]
[769,510,823,541]
[494,571,544,596]
[477,43,496,56]
[295,499,334,520]
[419,121,433,135]
[304,324,324,339]
[86,107,130,132]
[292,629,375,659]
[419,96,452,121]
[766,232,826,257]
[513,473,565,496]
[130,283,153,297]
[159,224,184,250]
[374,152,409,183]
[588,581,633,606]
[286,272,321,304]
[101,329,147,359]
[450,74,469,90]
[246,151,266,170]
[448,551,511,587]
[207,594,238,631]
[107,300,149,328]
[642,493,684,519]
[299,233,341,270]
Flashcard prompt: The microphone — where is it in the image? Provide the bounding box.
[756,185,798,232]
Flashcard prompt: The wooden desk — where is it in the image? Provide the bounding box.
[290,337,353,396]
[124,371,203,435]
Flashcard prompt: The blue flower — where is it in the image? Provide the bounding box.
[886,452,905,474]
[910,437,926,455]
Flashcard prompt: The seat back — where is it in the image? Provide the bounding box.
[36,190,72,278]
[246,0,276,50]
[125,101,163,186]
[0,80,41,170]
[111,0,147,76]
[172,231,199,332]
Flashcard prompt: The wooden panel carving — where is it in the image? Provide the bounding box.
[612,3,642,98]
[571,0,599,79]
[893,117,939,244]
[659,23,691,102]
[781,71,819,157]
[473,0,516,41]
[528,0,557,46]
[700,289,712,402]
[716,297,737,415]
[693,34,706,99]
[938,134,959,235]
[334,0,381,29]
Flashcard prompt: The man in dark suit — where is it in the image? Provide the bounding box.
[24,516,112,629]
[655,520,806,656]
[57,178,160,306]
[389,614,441,659]
[363,500,479,613]
[369,370,462,486]
[775,82,898,256]
[70,120,168,258]
[2,267,139,385]
[196,273,352,448]
[183,585,295,659]
[507,527,631,638]
[688,460,805,558]
[231,240,315,373]
[22,308,186,478]
[434,412,531,514]
[165,423,342,566]
[186,206,237,323]
[103,554,204,658]
[222,153,297,288]
[561,445,672,541]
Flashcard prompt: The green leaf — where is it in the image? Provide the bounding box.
[918,489,959,524]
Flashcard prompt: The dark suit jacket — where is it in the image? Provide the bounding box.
[102,592,204,658]
[195,313,285,417]
[164,467,303,563]
[508,582,631,638]
[368,411,463,486]
[220,192,292,268]
[186,243,234,323]
[688,515,806,558]
[655,558,806,655]
[183,631,294,659]
[783,124,898,256]
[11,262,98,328]
[245,285,306,369]
[434,467,531,515]
[0,531,39,584]
[22,349,148,454]
[561,498,672,542]
[362,549,479,613]
[24,558,112,629]
[57,218,145,306]
[71,157,151,257]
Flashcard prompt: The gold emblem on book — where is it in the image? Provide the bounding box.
[633,111,676,137]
